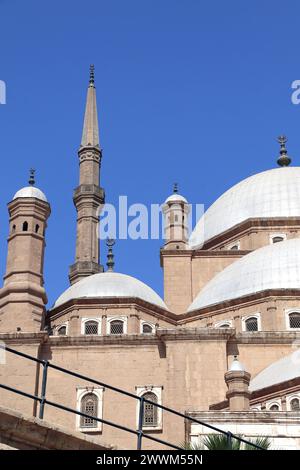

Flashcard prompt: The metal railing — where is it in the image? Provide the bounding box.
[0,344,264,450]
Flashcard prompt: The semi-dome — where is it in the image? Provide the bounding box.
[188,238,300,311]
[13,186,48,202]
[189,167,300,248]
[249,352,300,392]
[52,272,167,309]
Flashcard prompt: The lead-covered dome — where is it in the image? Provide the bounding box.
[189,167,300,248]
[188,238,300,311]
[13,186,47,202]
[52,272,167,309]
[250,352,300,392]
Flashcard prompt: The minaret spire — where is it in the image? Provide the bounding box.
[69,65,105,285]
[106,238,115,272]
[80,64,100,149]
[89,64,95,85]
[28,168,35,186]
[277,135,291,167]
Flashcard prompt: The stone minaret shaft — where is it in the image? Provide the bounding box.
[69,66,105,285]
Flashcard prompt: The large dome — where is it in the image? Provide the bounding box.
[13,186,47,202]
[188,238,300,311]
[52,272,167,309]
[189,167,300,248]
[249,352,300,392]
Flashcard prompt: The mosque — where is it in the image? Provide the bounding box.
[0,66,299,450]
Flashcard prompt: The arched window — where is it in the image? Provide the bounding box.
[272,236,284,244]
[142,392,158,427]
[57,325,66,336]
[110,320,124,335]
[245,317,258,332]
[80,393,98,428]
[289,312,300,329]
[290,398,300,410]
[84,320,99,335]
[35,224,40,234]
[22,221,28,232]
[269,404,279,411]
[218,323,231,328]
[12,224,16,233]
[142,323,153,334]
[230,245,239,250]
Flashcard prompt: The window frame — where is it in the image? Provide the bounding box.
[227,241,240,251]
[140,321,155,334]
[214,320,233,328]
[106,316,127,335]
[267,401,281,411]
[285,309,300,331]
[242,314,261,332]
[76,387,104,432]
[136,386,163,432]
[56,322,69,336]
[269,233,287,244]
[288,395,300,411]
[81,318,102,336]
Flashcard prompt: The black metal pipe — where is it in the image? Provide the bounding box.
[39,361,49,419]
[0,345,264,451]
[137,397,144,450]
[0,383,41,403]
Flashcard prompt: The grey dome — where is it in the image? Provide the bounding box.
[13,186,47,202]
[53,272,167,309]
[250,352,300,392]
[189,167,300,248]
[188,238,300,311]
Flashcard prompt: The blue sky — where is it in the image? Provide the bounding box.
[1,0,300,306]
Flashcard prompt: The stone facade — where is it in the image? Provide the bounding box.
[0,67,300,450]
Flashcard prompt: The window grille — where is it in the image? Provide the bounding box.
[110,320,124,335]
[245,317,258,332]
[269,404,279,411]
[290,398,300,410]
[80,393,98,428]
[289,312,300,329]
[142,323,153,334]
[142,392,158,427]
[84,321,98,335]
[57,326,66,336]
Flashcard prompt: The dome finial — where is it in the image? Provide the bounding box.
[173,182,178,194]
[277,135,291,167]
[28,168,35,186]
[89,64,95,86]
[106,238,115,272]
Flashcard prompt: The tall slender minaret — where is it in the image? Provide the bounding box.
[0,170,50,333]
[69,65,105,285]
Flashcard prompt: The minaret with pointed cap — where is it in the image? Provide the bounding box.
[69,65,105,285]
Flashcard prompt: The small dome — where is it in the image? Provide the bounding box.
[164,193,188,204]
[52,272,167,309]
[189,167,300,248]
[249,352,300,392]
[188,238,300,311]
[229,356,245,372]
[13,186,47,202]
